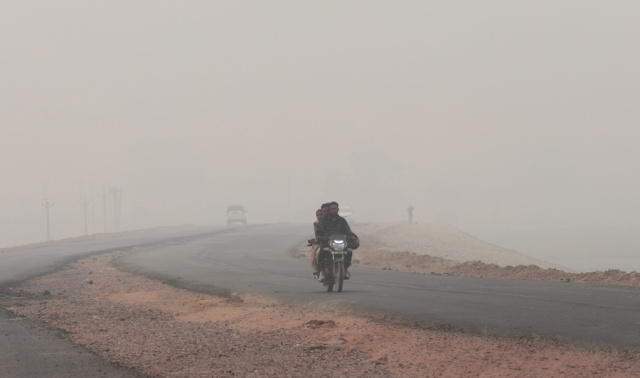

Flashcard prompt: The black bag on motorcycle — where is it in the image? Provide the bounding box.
[347,233,360,250]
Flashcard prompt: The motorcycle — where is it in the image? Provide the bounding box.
[318,234,349,292]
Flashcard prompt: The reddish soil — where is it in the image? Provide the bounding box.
[4,223,640,377]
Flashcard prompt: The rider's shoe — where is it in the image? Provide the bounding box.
[313,271,321,281]
[344,270,351,280]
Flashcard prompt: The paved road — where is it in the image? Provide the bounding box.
[2,223,639,376]
[0,225,224,378]
[0,226,221,286]
[118,223,640,350]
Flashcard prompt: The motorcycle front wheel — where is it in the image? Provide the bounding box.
[324,263,334,292]
[325,275,334,292]
[335,261,344,292]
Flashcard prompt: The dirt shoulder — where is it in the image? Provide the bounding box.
[348,222,640,288]
[4,222,640,377]
[5,250,640,377]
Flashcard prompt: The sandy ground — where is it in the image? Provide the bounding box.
[349,222,640,288]
[4,222,640,377]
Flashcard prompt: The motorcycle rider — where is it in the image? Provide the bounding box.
[318,201,358,279]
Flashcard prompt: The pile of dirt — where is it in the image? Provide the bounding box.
[306,222,640,288]
[355,222,568,269]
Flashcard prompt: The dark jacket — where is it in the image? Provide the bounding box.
[319,214,353,240]
[313,221,324,240]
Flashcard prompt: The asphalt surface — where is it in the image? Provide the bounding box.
[0,307,141,378]
[2,223,640,376]
[0,225,222,378]
[118,223,640,350]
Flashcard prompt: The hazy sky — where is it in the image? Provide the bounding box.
[2,1,640,246]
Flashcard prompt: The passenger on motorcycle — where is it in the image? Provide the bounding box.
[310,208,327,280]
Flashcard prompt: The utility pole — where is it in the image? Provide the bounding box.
[80,199,90,236]
[119,188,123,231]
[90,184,96,234]
[42,198,54,241]
[102,186,108,233]
[287,176,291,223]
[110,187,123,232]
[114,187,119,232]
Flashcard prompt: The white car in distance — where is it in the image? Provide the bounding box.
[226,204,247,225]
[339,206,356,225]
